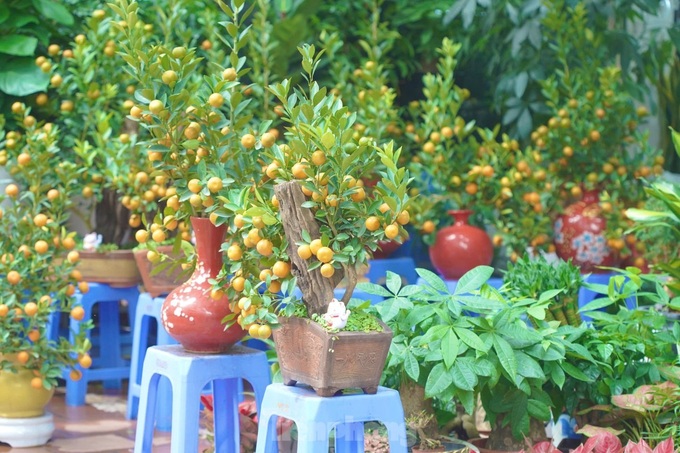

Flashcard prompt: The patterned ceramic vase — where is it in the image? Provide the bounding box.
[553,190,618,272]
[429,210,494,280]
[161,217,245,353]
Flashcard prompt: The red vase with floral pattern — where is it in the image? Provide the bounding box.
[553,190,619,273]
[429,210,494,280]
[161,217,245,353]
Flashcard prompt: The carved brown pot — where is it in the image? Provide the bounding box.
[77,249,142,287]
[273,316,392,397]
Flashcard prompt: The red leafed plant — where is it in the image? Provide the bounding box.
[566,431,678,453]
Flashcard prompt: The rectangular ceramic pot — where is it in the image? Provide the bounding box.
[273,315,392,396]
[77,250,141,287]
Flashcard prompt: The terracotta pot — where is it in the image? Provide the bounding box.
[553,190,618,273]
[134,246,189,297]
[412,446,446,453]
[161,217,245,353]
[273,315,392,396]
[373,239,402,259]
[429,210,494,280]
[0,354,54,418]
[76,249,142,286]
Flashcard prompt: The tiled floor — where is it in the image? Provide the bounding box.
[0,386,212,453]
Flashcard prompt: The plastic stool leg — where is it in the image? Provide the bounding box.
[335,422,364,453]
[254,410,278,453]
[170,377,202,453]
[297,424,329,453]
[385,419,408,452]
[134,372,160,453]
[155,376,173,432]
[213,378,239,453]
[66,299,91,406]
[126,312,150,420]
[99,301,123,390]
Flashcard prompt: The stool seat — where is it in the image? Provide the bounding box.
[134,344,270,453]
[62,282,140,406]
[256,383,407,453]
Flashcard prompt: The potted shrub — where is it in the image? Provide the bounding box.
[626,128,680,297]
[360,266,591,451]
[503,255,584,326]
[407,411,445,453]
[532,4,662,272]
[550,269,680,431]
[0,116,91,447]
[207,43,412,396]
[113,0,275,352]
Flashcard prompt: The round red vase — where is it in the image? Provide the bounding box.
[373,240,401,259]
[429,210,494,280]
[553,190,618,273]
[161,217,245,353]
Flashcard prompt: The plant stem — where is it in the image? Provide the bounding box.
[341,264,357,304]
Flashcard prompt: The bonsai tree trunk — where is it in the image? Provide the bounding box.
[95,188,131,247]
[274,181,344,315]
[486,417,546,451]
[400,380,439,439]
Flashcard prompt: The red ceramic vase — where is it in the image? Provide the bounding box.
[429,210,494,280]
[161,217,245,353]
[553,190,618,273]
[373,240,401,259]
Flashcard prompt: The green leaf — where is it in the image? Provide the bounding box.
[441,329,459,369]
[527,306,546,320]
[538,288,563,303]
[0,4,8,23]
[404,350,420,382]
[32,0,74,25]
[0,58,49,96]
[455,265,494,294]
[527,399,551,421]
[356,281,392,297]
[454,327,488,352]
[456,389,475,414]
[425,363,453,397]
[550,363,565,388]
[515,351,544,379]
[624,208,673,223]
[416,268,449,293]
[492,334,517,382]
[0,35,38,56]
[561,362,593,382]
[450,357,478,391]
[578,297,614,313]
[385,271,402,295]
[320,130,335,149]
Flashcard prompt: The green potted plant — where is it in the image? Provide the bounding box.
[503,255,584,326]
[360,266,590,451]
[209,43,412,396]
[551,270,680,431]
[0,115,91,447]
[114,0,278,353]
[626,128,680,297]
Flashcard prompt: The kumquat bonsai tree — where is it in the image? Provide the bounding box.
[0,113,92,391]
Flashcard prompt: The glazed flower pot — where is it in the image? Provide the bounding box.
[161,217,245,353]
[429,210,494,280]
[273,316,392,396]
[553,190,618,273]
[0,355,54,418]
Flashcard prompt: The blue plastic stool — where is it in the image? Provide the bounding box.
[579,273,636,322]
[63,282,140,406]
[126,292,177,431]
[366,257,418,285]
[255,384,407,453]
[134,344,271,453]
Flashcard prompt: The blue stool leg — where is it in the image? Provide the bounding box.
[213,378,239,453]
[297,424,329,453]
[66,297,90,406]
[134,372,161,453]
[254,409,278,453]
[155,376,174,432]
[99,300,123,390]
[335,422,364,453]
[126,309,150,420]
[170,376,202,453]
